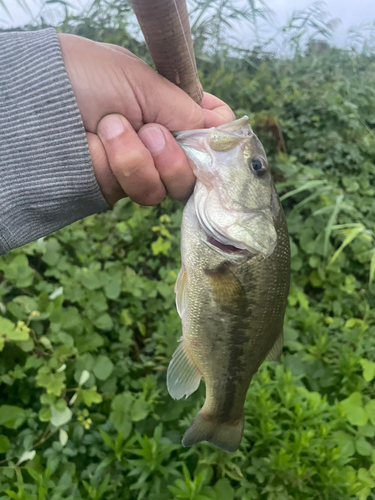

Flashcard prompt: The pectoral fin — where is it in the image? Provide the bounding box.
[167,339,201,400]
[264,332,283,362]
[175,265,188,320]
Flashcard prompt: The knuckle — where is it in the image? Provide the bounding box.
[188,108,205,130]
[138,185,166,206]
[157,156,193,186]
[170,158,187,177]
[112,148,151,179]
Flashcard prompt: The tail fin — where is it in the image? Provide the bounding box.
[182,409,244,453]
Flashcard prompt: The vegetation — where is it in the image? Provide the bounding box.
[1,1,375,499]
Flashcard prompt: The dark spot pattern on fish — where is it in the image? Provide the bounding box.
[205,262,253,423]
[224,310,253,421]
[204,263,247,314]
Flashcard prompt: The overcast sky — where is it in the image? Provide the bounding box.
[267,0,375,45]
[1,0,375,48]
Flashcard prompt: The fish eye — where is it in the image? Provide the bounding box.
[249,158,266,177]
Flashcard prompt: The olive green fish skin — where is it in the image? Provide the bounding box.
[169,116,290,452]
[181,196,290,425]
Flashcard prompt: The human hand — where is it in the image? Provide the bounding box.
[58,34,235,205]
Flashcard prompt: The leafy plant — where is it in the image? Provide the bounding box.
[1,1,375,499]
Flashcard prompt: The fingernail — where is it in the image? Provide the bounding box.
[99,116,124,140]
[140,127,166,154]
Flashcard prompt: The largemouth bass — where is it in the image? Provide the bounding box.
[168,116,290,453]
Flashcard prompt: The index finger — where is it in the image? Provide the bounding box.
[200,92,236,128]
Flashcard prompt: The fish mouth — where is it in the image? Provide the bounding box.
[205,236,249,256]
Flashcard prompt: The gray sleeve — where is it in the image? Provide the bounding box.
[0,28,108,255]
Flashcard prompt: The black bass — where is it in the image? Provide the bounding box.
[168,116,290,453]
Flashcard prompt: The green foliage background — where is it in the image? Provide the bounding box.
[1,1,375,499]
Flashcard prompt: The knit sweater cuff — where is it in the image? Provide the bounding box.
[0,28,107,255]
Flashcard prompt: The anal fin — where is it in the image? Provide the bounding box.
[264,332,283,362]
[167,339,201,400]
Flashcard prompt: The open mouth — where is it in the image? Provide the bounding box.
[206,236,246,255]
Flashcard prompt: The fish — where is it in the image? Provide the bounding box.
[168,116,290,453]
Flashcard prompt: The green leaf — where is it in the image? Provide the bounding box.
[81,272,102,290]
[347,408,368,427]
[49,287,64,300]
[151,236,171,256]
[82,386,103,407]
[358,424,375,438]
[100,430,114,450]
[93,355,114,381]
[323,194,343,257]
[79,370,90,386]
[356,437,373,456]
[5,254,34,288]
[360,359,375,382]
[130,399,149,422]
[4,492,19,500]
[213,478,234,500]
[36,367,66,396]
[42,250,60,267]
[333,431,355,458]
[280,180,326,201]
[40,393,55,406]
[370,250,375,285]
[59,428,68,447]
[12,296,38,315]
[328,224,365,266]
[110,392,133,438]
[339,392,368,426]
[120,309,133,326]
[0,435,10,453]
[0,316,16,335]
[0,316,30,342]
[95,314,113,331]
[0,405,26,429]
[17,450,36,465]
[50,405,72,427]
[38,407,51,422]
[104,280,121,300]
[7,321,30,342]
[365,400,375,426]
[357,468,375,488]
[40,336,52,350]
[17,337,34,352]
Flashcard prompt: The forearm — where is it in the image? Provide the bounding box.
[0,28,107,255]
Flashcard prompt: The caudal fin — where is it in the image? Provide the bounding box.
[182,409,244,453]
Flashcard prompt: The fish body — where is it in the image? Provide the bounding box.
[168,117,290,453]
